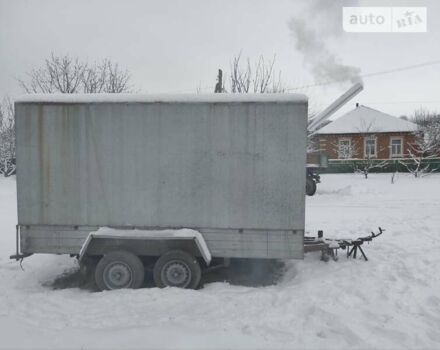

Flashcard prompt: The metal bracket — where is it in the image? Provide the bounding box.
[9,253,33,261]
[9,225,33,260]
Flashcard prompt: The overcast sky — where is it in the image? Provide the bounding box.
[1,0,439,119]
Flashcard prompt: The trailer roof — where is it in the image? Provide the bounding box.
[15,93,307,104]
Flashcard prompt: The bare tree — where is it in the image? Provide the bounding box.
[355,122,389,178]
[412,107,440,127]
[330,121,388,178]
[19,53,133,94]
[398,108,440,177]
[355,145,388,179]
[82,62,106,93]
[0,97,15,177]
[229,53,285,94]
[83,59,131,93]
[332,139,358,160]
[102,59,131,93]
[411,108,440,155]
[399,129,438,177]
[19,54,86,93]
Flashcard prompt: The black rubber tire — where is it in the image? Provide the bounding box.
[95,251,145,291]
[79,256,99,290]
[306,176,317,196]
[153,250,201,289]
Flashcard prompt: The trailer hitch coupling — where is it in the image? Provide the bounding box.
[305,227,385,262]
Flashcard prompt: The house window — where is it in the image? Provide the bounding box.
[338,138,352,159]
[364,137,377,157]
[390,137,403,157]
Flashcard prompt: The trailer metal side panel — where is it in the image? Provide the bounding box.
[19,225,304,259]
[15,96,307,258]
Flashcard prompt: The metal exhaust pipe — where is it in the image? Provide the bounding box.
[308,81,364,133]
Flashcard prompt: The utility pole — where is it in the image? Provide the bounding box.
[214,69,223,93]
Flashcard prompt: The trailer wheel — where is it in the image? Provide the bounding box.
[306,176,317,196]
[95,251,145,291]
[153,250,201,289]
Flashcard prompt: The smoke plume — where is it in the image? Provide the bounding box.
[289,0,361,85]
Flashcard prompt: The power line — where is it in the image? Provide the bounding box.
[157,59,440,94]
[362,100,440,105]
[362,60,440,78]
[286,59,440,91]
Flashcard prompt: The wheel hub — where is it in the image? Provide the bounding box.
[104,262,133,289]
[163,261,191,287]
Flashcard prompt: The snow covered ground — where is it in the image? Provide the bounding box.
[1,173,440,349]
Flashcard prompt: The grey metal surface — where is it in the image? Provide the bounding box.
[15,96,307,259]
[20,225,304,259]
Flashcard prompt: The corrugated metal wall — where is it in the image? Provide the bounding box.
[16,100,307,231]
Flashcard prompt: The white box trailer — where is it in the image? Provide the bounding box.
[12,93,308,290]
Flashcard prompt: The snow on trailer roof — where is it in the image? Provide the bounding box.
[315,105,418,134]
[15,93,308,104]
